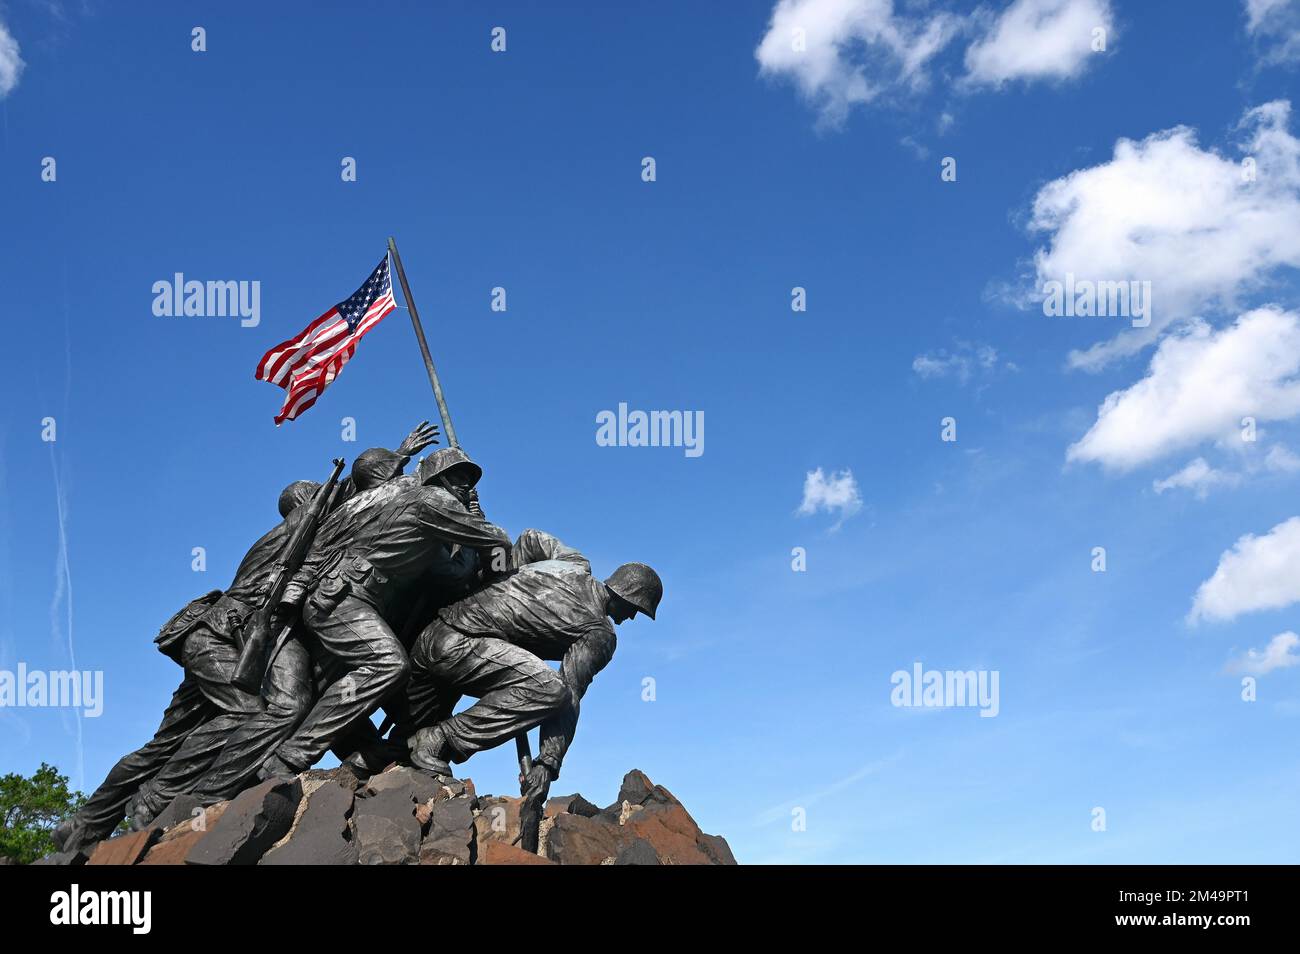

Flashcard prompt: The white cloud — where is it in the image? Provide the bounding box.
[0,19,24,99]
[1265,443,1300,471]
[1152,458,1242,498]
[756,0,1121,126]
[1068,308,1300,471]
[1245,0,1300,65]
[1153,445,1300,497]
[1248,0,1293,29]
[964,0,1112,87]
[797,467,863,529]
[1190,516,1300,622]
[1227,631,1300,675]
[1027,101,1300,370]
[912,342,1008,384]
[754,0,959,127]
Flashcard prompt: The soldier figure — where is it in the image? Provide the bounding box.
[53,415,664,858]
[403,529,662,812]
[258,449,510,780]
[52,424,440,848]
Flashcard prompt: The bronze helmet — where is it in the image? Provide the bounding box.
[603,563,663,619]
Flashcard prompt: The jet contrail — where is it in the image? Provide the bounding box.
[47,444,83,789]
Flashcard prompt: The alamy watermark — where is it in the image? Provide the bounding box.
[596,403,704,458]
[50,885,151,934]
[0,664,103,717]
[152,274,261,327]
[1041,273,1151,328]
[890,662,999,718]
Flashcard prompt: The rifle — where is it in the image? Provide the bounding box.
[231,457,346,692]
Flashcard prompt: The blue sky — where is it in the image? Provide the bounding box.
[3,0,1300,863]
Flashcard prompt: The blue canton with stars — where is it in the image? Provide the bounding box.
[336,256,392,332]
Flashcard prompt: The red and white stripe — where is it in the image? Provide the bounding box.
[255,280,395,424]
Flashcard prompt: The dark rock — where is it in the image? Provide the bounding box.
[354,787,421,865]
[545,793,601,818]
[612,769,679,812]
[46,767,734,866]
[361,765,441,805]
[261,780,357,865]
[544,813,622,865]
[614,838,661,865]
[426,798,474,842]
[419,834,471,865]
[186,777,302,866]
[86,828,159,866]
[32,848,89,866]
[147,794,207,834]
[699,832,738,865]
[303,765,362,794]
[439,777,475,802]
[420,797,474,863]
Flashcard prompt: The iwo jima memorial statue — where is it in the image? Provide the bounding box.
[40,241,735,866]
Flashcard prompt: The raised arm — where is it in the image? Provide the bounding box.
[510,528,591,571]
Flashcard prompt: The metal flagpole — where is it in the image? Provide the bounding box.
[385,236,537,845]
[387,236,460,449]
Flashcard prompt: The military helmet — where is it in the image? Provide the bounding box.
[278,480,320,518]
[352,447,408,492]
[603,563,663,620]
[417,447,483,489]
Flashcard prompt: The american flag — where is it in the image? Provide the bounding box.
[256,255,397,423]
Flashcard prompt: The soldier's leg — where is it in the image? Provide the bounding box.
[126,631,263,825]
[126,712,247,827]
[54,677,214,851]
[406,622,566,770]
[189,636,314,801]
[303,643,398,774]
[270,595,409,774]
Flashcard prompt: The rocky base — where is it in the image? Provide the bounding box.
[35,767,736,866]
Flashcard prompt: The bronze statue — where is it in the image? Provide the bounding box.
[404,529,662,850]
[256,449,510,781]
[52,423,442,850]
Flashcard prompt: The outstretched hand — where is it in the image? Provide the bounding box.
[398,420,441,457]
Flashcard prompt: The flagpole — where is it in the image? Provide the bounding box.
[387,236,460,449]
[386,235,537,847]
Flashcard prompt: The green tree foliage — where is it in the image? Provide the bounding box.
[0,763,85,864]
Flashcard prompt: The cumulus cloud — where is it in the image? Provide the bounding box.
[1027,101,1300,370]
[1245,0,1300,65]
[964,0,1112,87]
[1228,631,1300,675]
[755,0,1119,127]
[797,467,863,530]
[754,0,960,127]
[1068,308,1300,471]
[1190,517,1300,623]
[0,19,24,99]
